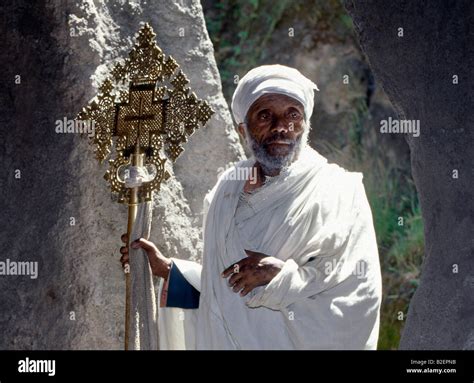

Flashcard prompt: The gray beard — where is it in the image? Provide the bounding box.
[245,127,304,175]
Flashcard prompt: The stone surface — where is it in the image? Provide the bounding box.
[345,0,474,349]
[0,0,243,349]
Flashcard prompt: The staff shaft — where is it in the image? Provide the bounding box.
[124,152,143,350]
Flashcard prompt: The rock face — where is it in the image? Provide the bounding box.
[0,0,243,349]
[345,0,474,349]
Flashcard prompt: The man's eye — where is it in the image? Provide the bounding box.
[289,112,300,119]
[259,113,270,120]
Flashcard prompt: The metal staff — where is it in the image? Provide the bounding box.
[76,23,213,349]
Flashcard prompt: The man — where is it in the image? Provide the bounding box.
[120,64,382,350]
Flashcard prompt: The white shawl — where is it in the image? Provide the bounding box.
[159,147,382,350]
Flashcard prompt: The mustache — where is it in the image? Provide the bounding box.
[262,133,296,146]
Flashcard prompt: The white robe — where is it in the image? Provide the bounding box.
[159,147,382,350]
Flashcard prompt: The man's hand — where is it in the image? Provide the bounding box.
[120,234,172,279]
[222,250,284,296]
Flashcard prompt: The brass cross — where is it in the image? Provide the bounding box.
[75,23,214,350]
[116,82,164,152]
[77,23,213,204]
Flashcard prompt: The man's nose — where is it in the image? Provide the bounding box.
[270,118,288,134]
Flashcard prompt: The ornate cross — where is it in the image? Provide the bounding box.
[76,23,213,349]
[116,82,163,150]
[77,23,213,203]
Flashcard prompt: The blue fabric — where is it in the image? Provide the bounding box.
[166,262,200,309]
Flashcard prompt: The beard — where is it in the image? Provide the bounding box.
[244,126,305,175]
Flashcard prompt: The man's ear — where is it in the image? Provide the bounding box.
[237,123,246,139]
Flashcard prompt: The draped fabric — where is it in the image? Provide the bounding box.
[158,147,382,350]
[129,200,159,350]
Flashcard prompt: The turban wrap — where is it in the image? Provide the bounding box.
[231,64,319,125]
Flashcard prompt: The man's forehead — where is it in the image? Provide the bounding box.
[249,93,304,111]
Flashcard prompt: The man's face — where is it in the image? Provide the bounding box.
[239,93,306,173]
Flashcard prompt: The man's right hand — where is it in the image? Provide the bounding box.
[120,234,172,280]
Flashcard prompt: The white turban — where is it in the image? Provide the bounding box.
[231,64,319,125]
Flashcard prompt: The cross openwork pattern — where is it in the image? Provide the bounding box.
[77,23,214,203]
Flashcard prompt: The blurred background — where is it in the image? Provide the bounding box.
[202,0,424,350]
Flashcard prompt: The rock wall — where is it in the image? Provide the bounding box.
[345,0,474,349]
[0,0,243,349]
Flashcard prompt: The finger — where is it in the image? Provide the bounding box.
[120,246,128,254]
[121,234,128,244]
[232,278,247,293]
[222,263,237,278]
[131,238,156,252]
[228,272,243,286]
[222,262,243,278]
[240,284,254,296]
[222,257,250,278]
[120,254,129,265]
[245,250,259,257]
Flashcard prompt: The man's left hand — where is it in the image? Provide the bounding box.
[222,250,285,296]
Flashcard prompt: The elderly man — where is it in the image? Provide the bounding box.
[120,64,382,350]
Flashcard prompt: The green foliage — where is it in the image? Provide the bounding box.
[378,204,424,349]
[323,84,425,349]
[339,13,353,30]
[204,0,352,101]
[349,97,369,151]
[363,160,424,350]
